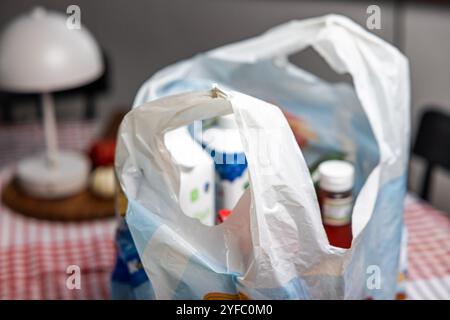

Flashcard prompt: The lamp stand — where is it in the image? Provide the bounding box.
[42,92,58,167]
[16,92,90,199]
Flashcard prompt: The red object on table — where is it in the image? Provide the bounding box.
[88,139,116,167]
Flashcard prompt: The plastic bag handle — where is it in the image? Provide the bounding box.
[208,14,409,165]
[210,14,409,237]
[116,90,232,203]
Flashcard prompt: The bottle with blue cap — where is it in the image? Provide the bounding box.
[202,114,249,220]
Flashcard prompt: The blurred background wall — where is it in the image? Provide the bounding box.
[0,0,449,212]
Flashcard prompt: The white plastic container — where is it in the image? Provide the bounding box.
[165,127,216,226]
[318,160,355,226]
[202,114,248,213]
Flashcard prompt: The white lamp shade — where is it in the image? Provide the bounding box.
[0,7,104,93]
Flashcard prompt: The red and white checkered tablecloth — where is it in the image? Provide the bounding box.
[404,195,450,300]
[0,180,116,299]
[0,121,448,300]
[0,121,116,300]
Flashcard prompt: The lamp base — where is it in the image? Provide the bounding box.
[17,151,90,199]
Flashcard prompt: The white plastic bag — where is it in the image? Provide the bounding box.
[116,14,410,299]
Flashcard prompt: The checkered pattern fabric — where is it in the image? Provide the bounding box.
[404,195,450,299]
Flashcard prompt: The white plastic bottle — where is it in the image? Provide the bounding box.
[165,127,216,226]
[202,114,249,216]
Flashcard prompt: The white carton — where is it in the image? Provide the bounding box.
[165,127,216,226]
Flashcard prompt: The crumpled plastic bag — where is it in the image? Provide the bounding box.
[116,14,410,299]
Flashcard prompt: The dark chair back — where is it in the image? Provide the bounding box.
[413,108,450,200]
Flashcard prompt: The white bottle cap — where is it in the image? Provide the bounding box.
[318,160,354,193]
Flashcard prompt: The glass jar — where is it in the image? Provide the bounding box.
[318,160,355,249]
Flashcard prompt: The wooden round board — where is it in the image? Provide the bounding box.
[1,177,115,221]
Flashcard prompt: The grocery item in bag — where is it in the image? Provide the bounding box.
[202,114,248,214]
[110,217,154,299]
[318,160,355,248]
[111,176,154,299]
[165,127,216,226]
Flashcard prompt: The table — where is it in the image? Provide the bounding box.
[403,195,450,299]
[0,121,116,299]
[0,121,448,299]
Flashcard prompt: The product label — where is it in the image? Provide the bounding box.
[322,196,352,226]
